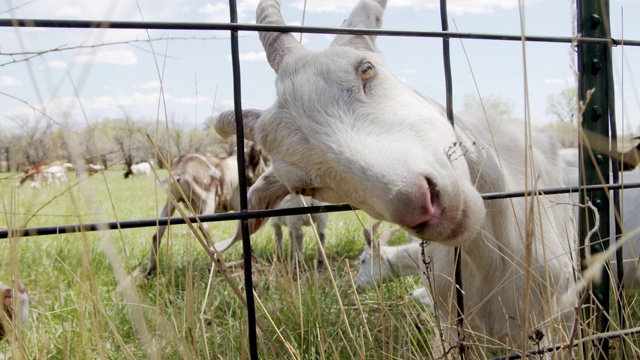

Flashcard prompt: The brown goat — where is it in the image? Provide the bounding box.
[133,146,266,277]
[616,137,640,171]
[0,280,29,341]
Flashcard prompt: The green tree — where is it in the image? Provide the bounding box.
[545,87,578,124]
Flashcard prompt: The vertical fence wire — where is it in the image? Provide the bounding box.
[604,5,628,356]
[439,0,466,358]
[227,0,259,358]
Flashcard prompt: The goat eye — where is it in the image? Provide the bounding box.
[357,62,375,80]
[295,187,315,196]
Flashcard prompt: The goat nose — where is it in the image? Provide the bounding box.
[399,177,437,228]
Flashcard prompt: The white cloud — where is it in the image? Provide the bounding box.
[290,0,543,15]
[226,51,267,62]
[73,50,138,65]
[11,0,137,20]
[47,60,68,70]
[0,76,23,87]
[89,92,165,109]
[172,95,212,105]
[135,81,162,90]
[199,0,259,22]
[199,3,230,22]
[544,76,576,85]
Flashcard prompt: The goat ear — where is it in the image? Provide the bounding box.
[363,228,373,247]
[371,221,382,237]
[14,280,26,294]
[214,109,262,142]
[2,288,11,307]
[212,168,290,253]
[331,0,386,52]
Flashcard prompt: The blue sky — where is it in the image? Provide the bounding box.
[0,0,638,135]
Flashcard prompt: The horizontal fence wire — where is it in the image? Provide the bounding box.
[3,181,640,239]
[0,19,639,46]
[488,326,640,360]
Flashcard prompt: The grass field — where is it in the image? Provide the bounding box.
[0,169,437,359]
[2,168,640,359]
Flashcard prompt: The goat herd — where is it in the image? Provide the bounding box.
[2,0,640,357]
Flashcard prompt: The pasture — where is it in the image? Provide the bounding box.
[0,168,436,359]
[2,169,640,359]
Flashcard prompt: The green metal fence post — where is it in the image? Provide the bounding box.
[577,0,611,358]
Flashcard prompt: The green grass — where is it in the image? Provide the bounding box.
[0,170,436,359]
[2,170,639,359]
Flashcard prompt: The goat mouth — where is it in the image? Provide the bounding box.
[410,208,468,243]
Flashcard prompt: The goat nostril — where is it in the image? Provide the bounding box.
[425,177,438,204]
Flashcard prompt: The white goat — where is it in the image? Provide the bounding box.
[124,161,152,179]
[212,0,575,354]
[270,194,329,267]
[354,222,433,308]
[356,165,640,318]
[133,147,266,277]
[41,162,72,187]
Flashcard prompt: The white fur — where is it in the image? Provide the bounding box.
[563,165,640,290]
[213,0,576,353]
[356,164,640,314]
[270,194,329,265]
[559,148,580,168]
[125,161,152,178]
[41,163,69,187]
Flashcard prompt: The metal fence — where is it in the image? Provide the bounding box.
[1,0,639,359]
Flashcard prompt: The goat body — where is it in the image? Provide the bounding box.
[16,161,71,188]
[212,0,576,353]
[356,167,640,312]
[354,223,425,285]
[563,165,640,290]
[0,280,29,341]
[133,149,265,277]
[271,194,328,266]
[124,161,152,179]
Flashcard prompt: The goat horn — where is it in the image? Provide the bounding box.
[214,109,262,141]
[257,0,305,73]
[330,0,387,51]
[379,227,401,245]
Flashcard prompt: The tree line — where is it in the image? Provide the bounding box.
[0,115,236,172]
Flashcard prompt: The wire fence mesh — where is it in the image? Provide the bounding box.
[2,0,640,358]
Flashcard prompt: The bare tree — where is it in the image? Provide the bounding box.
[545,87,578,124]
[544,87,579,147]
[458,93,518,122]
[109,116,147,168]
[8,116,59,169]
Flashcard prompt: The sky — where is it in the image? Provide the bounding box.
[0,0,639,136]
